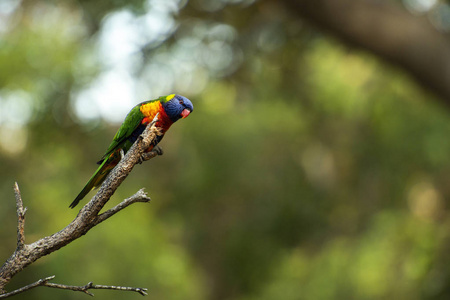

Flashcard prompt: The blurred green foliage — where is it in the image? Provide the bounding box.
[1,0,450,299]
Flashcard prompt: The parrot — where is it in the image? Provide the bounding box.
[69,94,193,209]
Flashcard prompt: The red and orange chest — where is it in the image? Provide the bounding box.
[139,101,173,132]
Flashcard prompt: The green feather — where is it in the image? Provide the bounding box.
[100,105,145,161]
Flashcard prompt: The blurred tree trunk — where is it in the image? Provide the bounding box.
[282,0,450,102]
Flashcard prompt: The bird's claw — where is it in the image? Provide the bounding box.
[152,145,164,156]
[137,146,163,164]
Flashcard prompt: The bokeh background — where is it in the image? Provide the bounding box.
[1,0,450,299]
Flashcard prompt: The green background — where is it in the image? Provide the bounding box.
[1,0,450,299]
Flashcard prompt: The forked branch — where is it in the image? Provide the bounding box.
[0,114,163,296]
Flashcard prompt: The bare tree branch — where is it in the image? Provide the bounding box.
[0,275,148,298]
[0,114,163,296]
[0,276,56,299]
[282,0,450,102]
[45,280,148,297]
[13,182,26,250]
[93,188,151,225]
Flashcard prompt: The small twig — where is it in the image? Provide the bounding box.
[13,183,26,250]
[45,280,148,297]
[93,189,151,225]
[0,276,148,298]
[0,276,55,299]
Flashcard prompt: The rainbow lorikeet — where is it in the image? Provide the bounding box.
[70,94,193,208]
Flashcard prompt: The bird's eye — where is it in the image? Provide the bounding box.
[179,99,184,105]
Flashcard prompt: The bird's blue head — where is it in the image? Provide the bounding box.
[161,94,194,122]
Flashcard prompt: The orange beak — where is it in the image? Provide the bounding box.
[181,108,191,119]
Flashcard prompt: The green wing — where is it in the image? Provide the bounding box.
[100,105,144,161]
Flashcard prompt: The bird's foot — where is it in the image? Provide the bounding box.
[138,154,145,164]
[152,145,164,156]
[138,146,163,164]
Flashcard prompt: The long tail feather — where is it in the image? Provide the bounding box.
[69,154,118,208]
